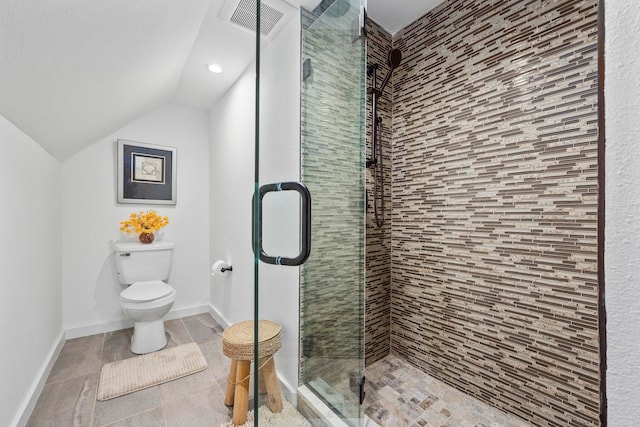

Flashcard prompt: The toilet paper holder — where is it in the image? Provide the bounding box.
[211,260,233,276]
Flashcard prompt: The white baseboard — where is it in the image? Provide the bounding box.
[13,332,65,427]
[278,375,297,402]
[65,318,131,340]
[207,303,230,328]
[166,305,210,321]
[65,304,210,339]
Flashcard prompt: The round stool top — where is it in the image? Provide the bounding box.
[223,320,281,360]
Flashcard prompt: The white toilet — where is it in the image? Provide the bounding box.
[113,241,177,354]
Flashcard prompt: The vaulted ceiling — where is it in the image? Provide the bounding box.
[0,0,436,161]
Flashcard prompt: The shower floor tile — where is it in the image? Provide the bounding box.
[364,355,531,427]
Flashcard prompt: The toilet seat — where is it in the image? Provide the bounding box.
[120,280,175,303]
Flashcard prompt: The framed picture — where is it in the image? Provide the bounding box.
[117,140,177,205]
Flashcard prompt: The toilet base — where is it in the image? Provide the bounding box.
[131,319,168,354]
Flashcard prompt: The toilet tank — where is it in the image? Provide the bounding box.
[113,241,175,285]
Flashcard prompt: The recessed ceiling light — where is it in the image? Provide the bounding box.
[207,64,223,74]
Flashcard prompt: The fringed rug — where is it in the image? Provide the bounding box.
[221,400,312,427]
[97,342,208,400]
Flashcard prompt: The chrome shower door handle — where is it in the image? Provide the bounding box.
[252,181,311,266]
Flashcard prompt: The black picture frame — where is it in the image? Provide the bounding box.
[117,140,177,205]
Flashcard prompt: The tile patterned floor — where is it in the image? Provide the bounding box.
[28,314,532,427]
[364,355,531,427]
[27,313,234,427]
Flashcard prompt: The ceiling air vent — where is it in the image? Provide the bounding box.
[218,0,295,39]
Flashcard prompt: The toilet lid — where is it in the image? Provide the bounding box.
[121,280,174,303]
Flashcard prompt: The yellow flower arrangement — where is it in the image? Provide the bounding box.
[119,210,169,234]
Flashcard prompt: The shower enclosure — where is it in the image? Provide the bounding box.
[252,0,367,425]
[247,0,602,425]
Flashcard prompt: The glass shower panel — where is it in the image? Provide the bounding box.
[299,0,366,424]
[252,0,365,425]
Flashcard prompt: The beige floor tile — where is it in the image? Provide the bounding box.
[27,314,322,427]
[164,319,193,348]
[47,335,104,384]
[92,387,161,427]
[162,385,230,427]
[198,337,231,389]
[101,407,165,427]
[182,313,224,344]
[27,374,98,427]
[101,331,136,366]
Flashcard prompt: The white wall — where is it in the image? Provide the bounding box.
[209,65,256,326]
[605,1,640,425]
[62,104,210,335]
[209,15,301,391]
[0,115,63,426]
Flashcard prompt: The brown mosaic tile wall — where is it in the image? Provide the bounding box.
[389,1,600,426]
[365,18,393,367]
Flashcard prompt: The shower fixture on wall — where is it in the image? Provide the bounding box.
[367,48,402,228]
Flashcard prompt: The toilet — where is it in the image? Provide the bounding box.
[113,241,177,354]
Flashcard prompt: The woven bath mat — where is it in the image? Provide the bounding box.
[97,342,208,401]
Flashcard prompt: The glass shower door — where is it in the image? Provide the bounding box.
[253,0,366,425]
[298,0,367,424]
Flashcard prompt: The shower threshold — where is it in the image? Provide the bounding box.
[298,385,377,427]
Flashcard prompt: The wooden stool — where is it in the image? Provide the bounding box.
[222,320,283,426]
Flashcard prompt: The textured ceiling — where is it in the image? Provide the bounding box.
[0,0,434,161]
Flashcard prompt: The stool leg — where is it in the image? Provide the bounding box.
[232,360,251,425]
[262,357,282,413]
[258,358,267,394]
[224,359,237,406]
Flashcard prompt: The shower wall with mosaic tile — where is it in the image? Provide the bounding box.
[387,0,600,426]
[365,18,393,367]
